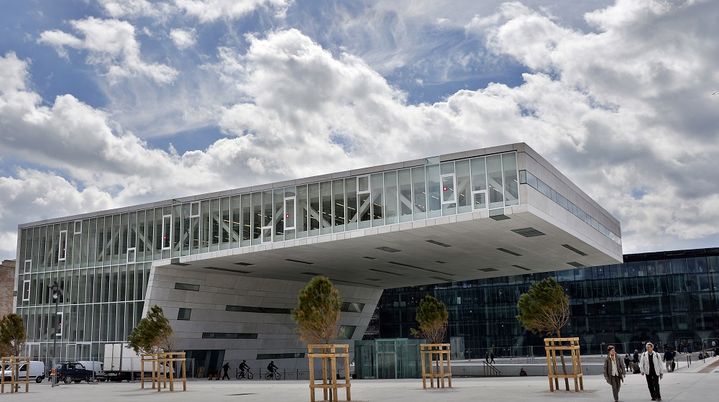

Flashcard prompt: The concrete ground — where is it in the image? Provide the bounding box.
[5,358,718,402]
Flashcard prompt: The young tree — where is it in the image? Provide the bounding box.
[292,276,341,344]
[516,277,571,389]
[0,314,26,356]
[411,295,448,344]
[127,305,173,354]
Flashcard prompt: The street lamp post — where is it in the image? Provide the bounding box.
[49,281,63,387]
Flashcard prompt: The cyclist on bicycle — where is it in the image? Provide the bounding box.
[239,360,250,376]
[267,361,278,376]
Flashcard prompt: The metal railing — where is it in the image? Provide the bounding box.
[482,362,502,377]
[465,342,714,363]
[197,366,351,381]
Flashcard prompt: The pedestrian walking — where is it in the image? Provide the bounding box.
[639,342,664,401]
[489,351,495,364]
[603,345,626,402]
[633,349,640,373]
[222,362,231,380]
[663,348,674,372]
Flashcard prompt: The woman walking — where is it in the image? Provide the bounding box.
[604,345,626,402]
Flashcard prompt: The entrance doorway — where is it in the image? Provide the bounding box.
[185,350,225,378]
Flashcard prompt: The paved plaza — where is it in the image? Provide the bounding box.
[6,359,718,402]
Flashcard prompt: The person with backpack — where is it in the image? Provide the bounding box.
[639,342,664,401]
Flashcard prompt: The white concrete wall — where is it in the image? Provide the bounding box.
[144,265,382,372]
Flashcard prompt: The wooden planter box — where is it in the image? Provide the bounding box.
[0,356,30,393]
[419,343,452,389]
[140,351,187,392]
[307,344,351,402]
[544,337,583,392]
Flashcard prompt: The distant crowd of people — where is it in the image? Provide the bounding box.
[623,344,677,376]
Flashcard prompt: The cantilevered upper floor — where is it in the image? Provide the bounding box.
[17,143,621,290]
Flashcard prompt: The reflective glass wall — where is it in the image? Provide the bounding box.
[15,151,521,362]
[375,248,719,356]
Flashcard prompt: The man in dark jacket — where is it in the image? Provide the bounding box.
[604,345,626,402]
[663,348,674,372]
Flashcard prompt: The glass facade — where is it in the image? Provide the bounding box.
[374,248,719,356]
[15,150,527,362]
[354,338,424,379]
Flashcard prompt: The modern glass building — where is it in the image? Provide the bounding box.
[13,143,621,371]
[375,247,719,356]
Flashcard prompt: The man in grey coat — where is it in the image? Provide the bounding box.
[603,345,626,402]
[639,342,664,401]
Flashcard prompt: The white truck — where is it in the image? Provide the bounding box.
[102,343,155,382]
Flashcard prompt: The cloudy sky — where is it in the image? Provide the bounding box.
[0,0,718,261]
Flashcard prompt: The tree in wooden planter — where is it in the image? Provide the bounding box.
[292,276,350,402]
[0,313,26,356]
[516,278,575,391]
[128,306,179,390]
[412,295,451,389]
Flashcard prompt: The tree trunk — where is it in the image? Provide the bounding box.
[323,338,337,402]
[556,330,570,391]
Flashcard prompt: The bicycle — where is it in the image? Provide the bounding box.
[236,368,254,380]
[265,369,281,380]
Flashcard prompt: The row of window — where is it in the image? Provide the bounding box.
[520,170,620,244]
[198,327,357,340]
[256,352,305,360]
[16,301,144,343]
[202,332,258,339]
[20,264,149,305]
[221,303,365,315]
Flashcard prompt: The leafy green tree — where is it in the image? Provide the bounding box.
[411,295,448,344]
[292,276,341,344]
[127,305,173,354]
[517,277,571,389]
[0,314,26,356]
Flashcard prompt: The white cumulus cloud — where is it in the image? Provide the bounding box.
[175,0,292,22]
[98,0,173,19]
[170,28,197,49]
[38,17,178,84]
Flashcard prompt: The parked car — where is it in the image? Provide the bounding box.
[56,362,98,383]
[76,361,106,381]
[2,361,45,383]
